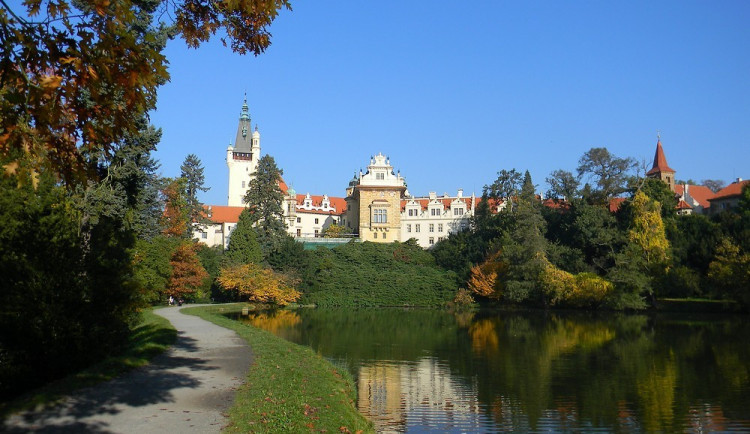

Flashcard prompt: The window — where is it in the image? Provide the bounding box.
[415,224,420,233]
[407,224,411,233]
[315,218,319,224]
[314,229,319,237]
[215,229,222,234]
[429,237,434,245]
[429,224,434,232]
[376,172,384,180]
[201,232,207,239]
[438,223,443,232]
[373,208,387,223]
[431,208,441,216]
[438,237,444,242]
[373,232,378,239]
[383,232,387,239]
[296,229,301,237]
[408,209,417,216]
[297,217,301,223]
[242,181,246,188]
[454,208,464,215]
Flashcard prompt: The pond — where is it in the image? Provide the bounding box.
[232,308,750,433]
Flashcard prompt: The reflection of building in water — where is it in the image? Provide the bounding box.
[357,357,481,432]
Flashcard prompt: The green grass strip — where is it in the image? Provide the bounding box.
[183,304,373,434]
[0,307,177,417]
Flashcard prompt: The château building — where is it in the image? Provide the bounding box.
[194,98,475,249]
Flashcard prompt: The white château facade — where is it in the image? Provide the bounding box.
[194,98,474,249]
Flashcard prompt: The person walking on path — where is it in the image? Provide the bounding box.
[2,306,252,433]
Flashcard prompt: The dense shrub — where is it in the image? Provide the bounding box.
[300,241,458,307]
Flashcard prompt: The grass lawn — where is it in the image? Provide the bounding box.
[183,304,373,434]
[0,307,176,417]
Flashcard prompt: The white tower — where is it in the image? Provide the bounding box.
[227,96,261,206]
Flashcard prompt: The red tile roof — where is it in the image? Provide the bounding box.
[203,205,244,223]
[676,199,692,210]
[646,140,675,176]
[674,184,715,209]
[709,180,750,201]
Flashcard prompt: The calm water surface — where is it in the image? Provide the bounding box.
[233,309,750,433]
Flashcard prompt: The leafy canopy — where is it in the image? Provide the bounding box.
[1,0,291,185]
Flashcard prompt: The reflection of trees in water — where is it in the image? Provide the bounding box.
[456,311,750,432]
[233,308,750,432]
[240,310,302,342]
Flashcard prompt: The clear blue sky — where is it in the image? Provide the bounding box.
[149,0,750,205]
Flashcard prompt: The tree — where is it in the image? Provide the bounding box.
[225,209,263,265]
[545,169,579,200]
[244,154,287,257]
[577,148,636,204]
[166,242,208,300]
[702,179,726,193]
[132,234,181,304]
[639,177,678,219]
[161,178,189,238]
[485,169,522,209]
[500,170,549,303]
[321,223,349,237]
[708,238,750,307]
[218,263,300,306]
[1,0,291,185]
[180,153,209,234]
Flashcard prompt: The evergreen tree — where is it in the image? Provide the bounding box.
[244,155,287,258]
[225,209,263,265]
[501,170,549,303]
[180,153,210,235]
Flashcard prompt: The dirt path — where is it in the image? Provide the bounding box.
[2,306,252,433]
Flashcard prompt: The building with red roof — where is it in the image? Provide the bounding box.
[708,178,749,214]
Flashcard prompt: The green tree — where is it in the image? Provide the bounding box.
[486,169,522,210]
[500,170,549,303]
[244,154,287,258]
[1,0,291,185]
[321,222,349,237]
[639,177,678,219]
[577,147,636,204]
[545,169,579,200]
[225,209,263,265]
[132,235,181,304]
[708,238,750,307]
[180,153,209,235]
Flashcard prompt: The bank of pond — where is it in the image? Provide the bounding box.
[205,304,750,433]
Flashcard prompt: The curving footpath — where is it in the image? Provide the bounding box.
[2,306,252,433]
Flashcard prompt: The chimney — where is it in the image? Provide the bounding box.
[737,177,744,183]
[457,189,463,198]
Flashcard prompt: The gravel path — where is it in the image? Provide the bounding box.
[2,305,252,433]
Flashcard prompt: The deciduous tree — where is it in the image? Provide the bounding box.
[218,263,300,306]
[1,0,291,185]
[166,242,208,300]
[577,147,636,204]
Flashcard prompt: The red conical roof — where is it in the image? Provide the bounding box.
[646,139,675,176]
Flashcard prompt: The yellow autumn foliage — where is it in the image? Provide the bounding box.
[629,190,670,269]
[218,263,301,306]
[541,264,613,308]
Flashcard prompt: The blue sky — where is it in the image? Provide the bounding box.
[149,0,750,205]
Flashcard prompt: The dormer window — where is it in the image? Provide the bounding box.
[376,172,385,180]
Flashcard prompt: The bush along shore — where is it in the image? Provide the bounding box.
[183,304,373,433]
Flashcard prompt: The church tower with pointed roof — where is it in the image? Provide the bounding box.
[646,136,676,191]
[227,96,261,206]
